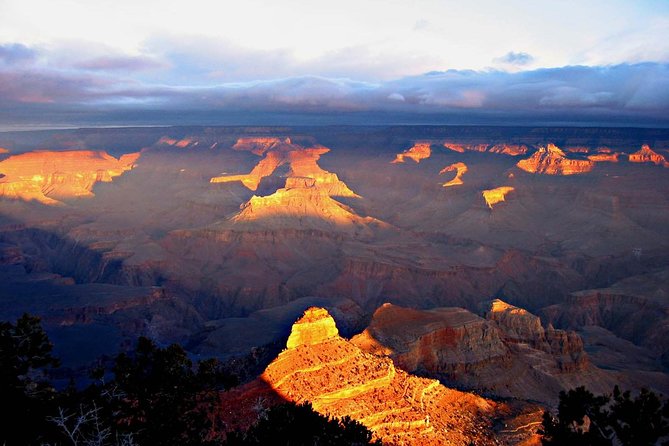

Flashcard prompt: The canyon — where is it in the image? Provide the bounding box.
[0,125,668,442]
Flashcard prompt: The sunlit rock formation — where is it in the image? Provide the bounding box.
[221,307,502,445]
[516,143,594,175]
[439,162,468,187]
[0,148,9,154]
[157,136,198,148]
[391,142,432,163]
[211,137,358,197]
[482,186,514,208]
[231,178,379,230]
[587,153,619,162]
[628,144,669,166]
[0,150,140,204]
[352,302,609,406]
[443,142,528,156]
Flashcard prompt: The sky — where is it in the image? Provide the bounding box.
[0,0,668,129]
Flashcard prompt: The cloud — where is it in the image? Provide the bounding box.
[495,51,534,66]
[74,55,166,72]
[0,42,667,126]
[0,43,37,65]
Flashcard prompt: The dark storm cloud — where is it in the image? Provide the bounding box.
[495,51,534,66]
[0,42,667,126]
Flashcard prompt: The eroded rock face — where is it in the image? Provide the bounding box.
[587,153,619,162]
[220,307,502,446]
[516,144,594,175]
[0,150,140,204]
[352,302,607,405]
[628,144,669,167]
[439,162,468,187]
[482,186,514,208]
[391,142,432,163]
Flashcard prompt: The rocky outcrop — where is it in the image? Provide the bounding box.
[157,136,198,148]
[391,142,432,163]
[482,186,514,208]
[443,142,528,156]
[219,307,505,446]
[0,150,140,204]
[516,144,594,175]
[211,137,357,197]
[587,153,619,162]
[628,144,669,166]
[352,302,607,405]
[439,162,468,187]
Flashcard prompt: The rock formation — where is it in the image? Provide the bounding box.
[352,302,608,405]
[587,153,619,162]
[0,150,140,204]
[156,136,199,148]
[230,179,379,230]
[482,186,514,208]
[443,142,528,156]
[391,142,432,163]
[628,144,669,166]
[516,144,594,175]
[211,137,357,197]
[439,162,468,187]
[0,148,9,154]
[219,307,505,445]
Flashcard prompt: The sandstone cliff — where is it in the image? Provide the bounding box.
[220,307,507,445]
[0,150,140,204]
[516,144,594,175]
[439,162,468,187]
[443,142,528,156]
[391,142,432,163]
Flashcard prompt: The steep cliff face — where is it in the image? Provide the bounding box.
[439,162,468,187]
[516,144,594,175]
[482,186,514,208]
[220,307,505,446]
[628,144,669,166]
[352,302,607,405]
[391,142,432,163]
[0,150,140,204]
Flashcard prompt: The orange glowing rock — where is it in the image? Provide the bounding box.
[439,162,468,187]
[587,153,619,162]
[212,137,358,197]
[254,307,499,445]
[488,144,529,156]
[516,144,594,175]
[391,142,432,163]
[0,150,140,205]
[231,181,374,229]
[628,144,669,167]
[566,146,590,153]
[0,148,9,154]
[157,136,197,148]
[482,186,514,208]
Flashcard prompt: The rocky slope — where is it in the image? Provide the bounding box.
[0,150,139,204]
[516,144,594,175]
[444,142,528,156]
[218,307,533,445]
